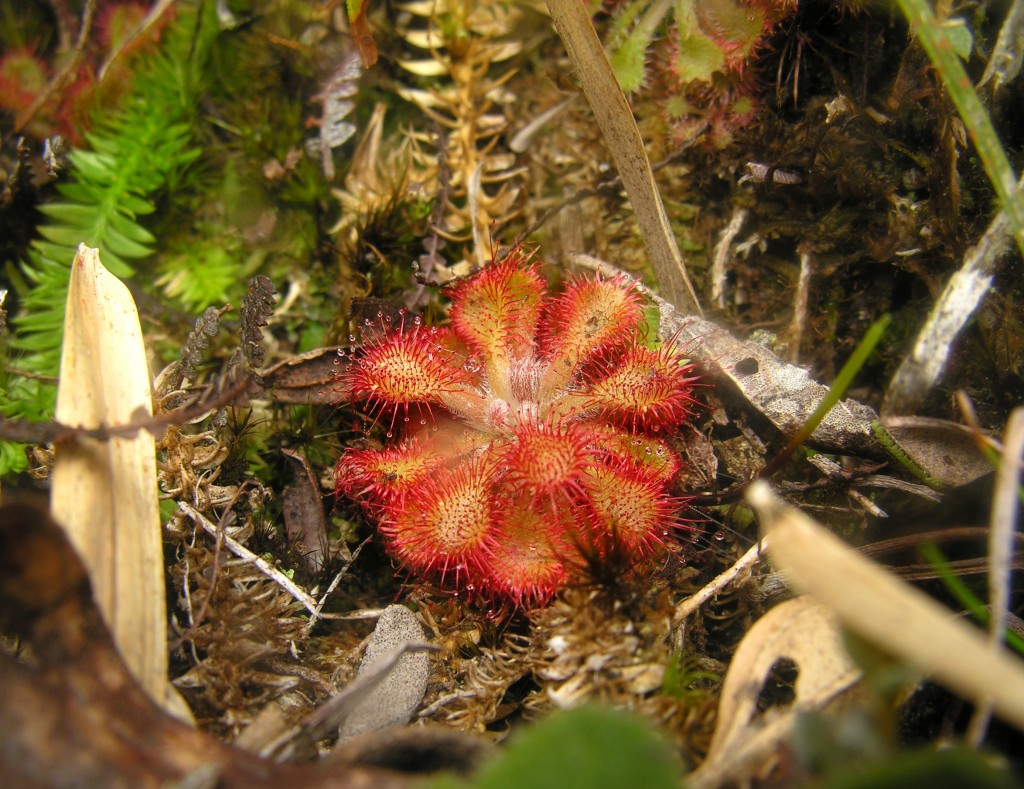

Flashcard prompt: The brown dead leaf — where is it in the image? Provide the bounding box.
[259,347,348,404]
[880,416,994,487]
[282,448,328,578]
[0,500,430,788]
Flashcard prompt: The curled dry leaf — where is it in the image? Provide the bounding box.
[876,416,995,488]
[655,293,882,460]
[688,596,861,789]
[257,346,348,405]
[281,448,328,578]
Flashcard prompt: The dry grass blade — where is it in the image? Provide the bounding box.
[984,407,1024,654]
[968,406,1024,744]
[747,480,1024,732]
[50,245,171,712]
[672,539,765,632]
[178,501,321,617]
[545,0,702,316]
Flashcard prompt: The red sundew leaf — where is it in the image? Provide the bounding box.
[483,494,578,607]
[694,0,794,72]
[587,423,682,483]
[583,343,701,432]
[447,256,546,401]
[383,457,496,581]
[695,0,768,67]
[501,420,596,498]
[0,50,48,115]
[348,326,475,430]
[336,439,441,508]
[579,461,681,554]
[448,256,545,357]
[538,274,644,393]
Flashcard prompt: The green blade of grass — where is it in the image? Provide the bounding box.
[918,542,1024,657]
[895,0,1024,258]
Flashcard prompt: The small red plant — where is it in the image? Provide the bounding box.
[336,250,701,606]
[667,0,797,146]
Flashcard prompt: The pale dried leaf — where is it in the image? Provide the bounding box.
[969,406,1024,742]
[649,280,882,458]
[401,28,444,51]
[568,253,885,460]
[688,596,860,789]
[747,480,1024,733]
[978,0,1024,89]
[51,245,170,711]
[396,86,444,111]
[654,276,990,488]
[397,58,449,77]
[880,416,994,487]
[339,605,433,742]
[883,195,1017,416]
[486,40,524,63]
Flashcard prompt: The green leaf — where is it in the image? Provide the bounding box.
[0,441,29,476]
[37,203,102,226]
[10,0,215,385]
[104,217,157,252]
[117,193,157,216]
[610,27,652,93]
[432,706,681,789]
[14,330,67,350]
[70,150,118,183]
[57,181,104,204]
[32,241,77,266]
[943,18,974,61]
[346,0,369,22]
[821,746,1015,789]
[37,224,91,247]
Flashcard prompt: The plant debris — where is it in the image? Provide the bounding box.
[3,0,1024,785]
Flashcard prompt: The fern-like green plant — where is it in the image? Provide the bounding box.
[0,1,218,472]
[14,3,216,377]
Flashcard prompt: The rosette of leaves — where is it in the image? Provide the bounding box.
[608,0,797,145]
[336,250,702,607]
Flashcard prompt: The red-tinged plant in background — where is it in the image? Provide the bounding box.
[608,0,797,148]
[335,250,702,607]
[1,1,164,144]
